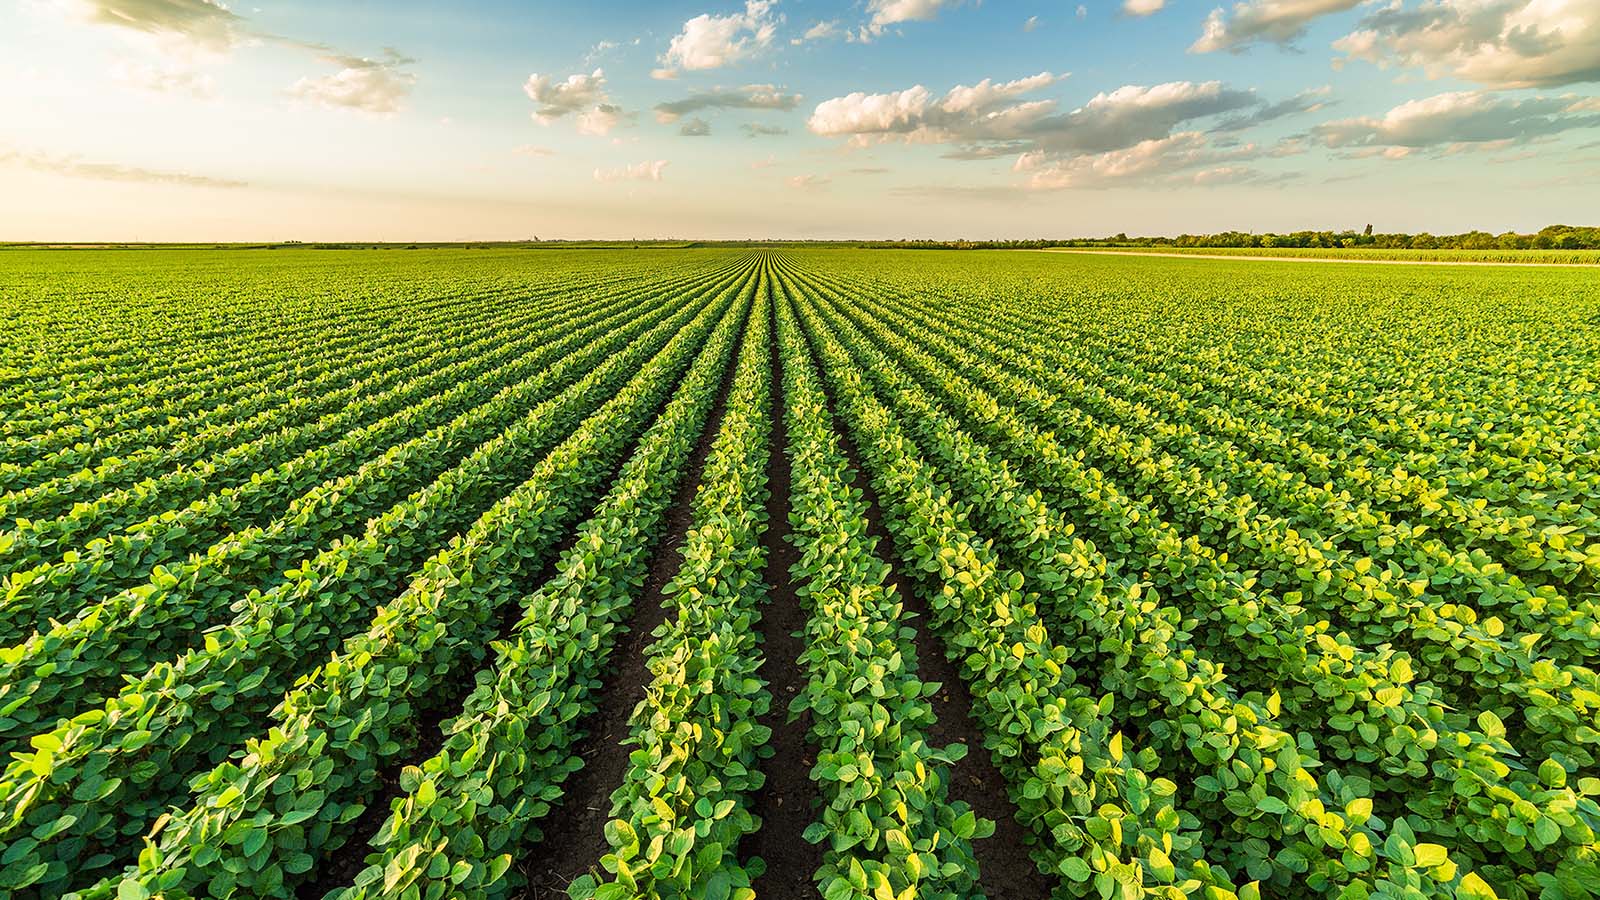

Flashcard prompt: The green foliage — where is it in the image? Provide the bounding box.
[0,268,737,754]
[63,277,752,900]
[0,246,1595,900]
[321,268,761,900]
[775,281,987,899]
[580,269,777,900]
[0,267,747,898]
[776,248,1600,899]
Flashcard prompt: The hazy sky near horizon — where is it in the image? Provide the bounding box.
[4,0,1599,240]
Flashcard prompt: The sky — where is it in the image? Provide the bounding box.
[3,0,1599,240]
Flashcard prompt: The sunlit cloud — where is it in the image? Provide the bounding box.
[654,1,779,78]
[808,72,1066,145]
[1,145,247,188]
[1335,0,1600,88]
[809,72,1319,192]
[743,123,789,136]
[288,50,416,114]
[60,0,243,51]
[808,76,1278,160]
[1191,0,1364,53]
[1312,90,1600,154]
[1014,131,1288,189]
[860,0,960,39]
[525,69,626,135]
[654,85,802,123]
[58,0,419,111]
[792,19,841,44]
[594,159,669,182]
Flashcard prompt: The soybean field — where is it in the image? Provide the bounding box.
[2,247,1599,900]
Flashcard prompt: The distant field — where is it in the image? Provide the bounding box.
[10,242,1598,263]
[1044,245,1600,264]
[2,247,1598,900]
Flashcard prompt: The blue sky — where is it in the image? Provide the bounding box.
[3,0,1598,240]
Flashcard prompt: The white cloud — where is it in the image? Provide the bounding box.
[524,69,624,135]
[524,69,608,121]
[1335,0,1600,88]
[809,73,1314,191]
[788,173,831,188]
[1078,5,1089,18]
[808,73,1066,143]
[63,0,423,113]
[809,85,934,137]
[807,76,1284,165]
[940,71,1060,114]
[1124,0,1167,17]
[1312,90,1600,151]
[680,117,712,136]
[594,160,669,182]
[654,84,802,122]
[1015,131,1279,189]
[1191,0,1364,53]
[743,123,789,136]
[657,1,779,76]
[513,144,556,157]
[576,105,624,135]
[1035,81,1261,154]
[1,145,246,188]
[866,0,957,34]
[287,51,416,114]
[793,19,842,43]
[62,0,243,50]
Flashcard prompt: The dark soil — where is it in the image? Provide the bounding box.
[515,298,752,900]
[742,294,825,896]
[786,288,1058,900]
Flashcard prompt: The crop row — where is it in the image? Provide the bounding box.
[1,246,1594,900]
[0,261,759,897]
[776,252,1598,899]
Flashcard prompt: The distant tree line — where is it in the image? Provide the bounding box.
[860,225,1600,251]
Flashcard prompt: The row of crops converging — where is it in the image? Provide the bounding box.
[1,247,1598,900]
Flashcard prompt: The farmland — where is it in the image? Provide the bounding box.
[1,247,1598,900]
[1037,247,1600,265]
